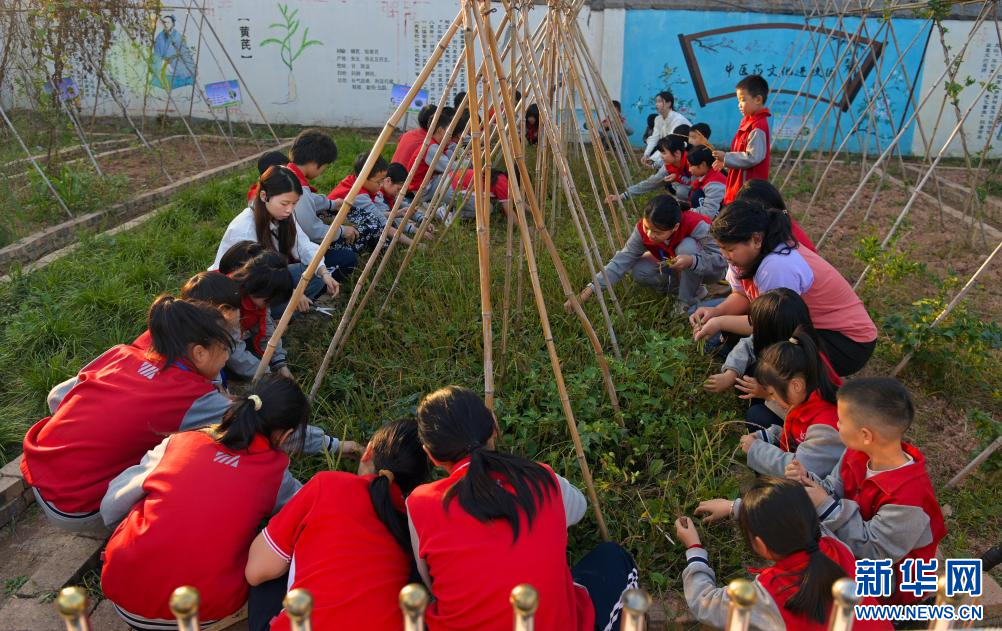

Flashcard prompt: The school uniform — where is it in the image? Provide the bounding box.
[20,344,231,532]
[745,390,845,479]
[810,443,947,605]
[525,122,539,145]
[726,244,877,375]
[392,128,428,168]
[687,170,727,219]
[100,431,299,629]
[406,459,594,631]
[255,471,412,631]
[328,174,402,251]
[593,213,727,306]
[683,536,892,630]
[643,110,691,166]
[409,137,456,201]
[450,170,510,220]
[723,109,771,204]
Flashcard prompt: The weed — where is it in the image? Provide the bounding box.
[3,576,27,596]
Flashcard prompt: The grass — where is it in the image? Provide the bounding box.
[0,129,998,609]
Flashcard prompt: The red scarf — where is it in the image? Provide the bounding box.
[286,163,317,193]
[635,211,710,261]
[779,390,839,453]
[239,294,268,355]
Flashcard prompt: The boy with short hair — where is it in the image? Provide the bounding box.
[686,146,726,219]
[409,107,457,202]
[607,136,690,204]
[713,74,771,204]
[247,150,289,203]
[327,152,416,252]
[787,377,946,606]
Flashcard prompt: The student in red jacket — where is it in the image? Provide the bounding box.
[21,296,234,534]
[686,145,727,219]
[569,195,726,314]
[100,375,343,629]
[677,477,891,630]
[244,417,432,631]
[408,107,457,201]
[406,386,638,631]
[391,104,437,168]
[741,326,845,479]
[713,74,771,204]
[788,378,946,606]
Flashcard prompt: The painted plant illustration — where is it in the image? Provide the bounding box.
[260,4,323,103]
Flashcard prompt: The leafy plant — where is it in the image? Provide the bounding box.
[261,4,323,103]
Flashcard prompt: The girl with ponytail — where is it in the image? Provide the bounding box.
[100,375,321,629]
[244,417,430,631]
[736,325,845,479]
[692,199,877,376]
[676,478,891,630]
[406,386,639,631]
[21,295,235,534]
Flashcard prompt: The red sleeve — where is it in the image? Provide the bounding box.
[262,476,320,561]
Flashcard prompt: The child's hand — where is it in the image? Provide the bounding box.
[712,149,726,162]
[342,225,359,245]
[802,475,830,508]
[338,440,364,458]
[668,254,693,271]
[739,433,758,454]
[704,370,738,393]
[675,516,701,547]
[712,159,725,171]
[694,498,733,523]
[735,375,768,400]
[663,173,678,184]
[693,316,722,342]
[605,193,621,205]
[296,295,313,313]
[785,459,807,483]
[690,306,716,329]
[641,156,654,167]
[323,275,341,297]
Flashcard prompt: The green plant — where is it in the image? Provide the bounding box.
[261,4,323,103]
[4,575,27,596]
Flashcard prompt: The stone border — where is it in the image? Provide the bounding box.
[0,139,293,275]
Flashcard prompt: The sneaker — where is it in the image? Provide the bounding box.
[435,206,449,222]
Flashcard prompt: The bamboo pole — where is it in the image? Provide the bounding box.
[255,12,464,381]
[0,103,73,218]
[475,0,610,538]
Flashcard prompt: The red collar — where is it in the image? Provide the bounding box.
[286,163,317,193]
[847,443,927,495]
[449,456,473,477]
[739,108,771,131]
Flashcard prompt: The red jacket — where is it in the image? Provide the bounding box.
[724,109,771,204]
[239,294,268,355]
[688,169,726,206]
[753,537,891,630]
[327,174,379,204]
[406,459,593,631]
[838,444,947,605]
[636,211,710,261]
[666,152,690,183]
[102,431,288,621]
[286,162,317,193]
[392,128,427,168]
[780,390,839,453]
[21,345,220,513]
[408,137,441,193]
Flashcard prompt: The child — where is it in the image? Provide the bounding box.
[713,75,771,204]
[443,168,511,223]
[788,377,947,606]
[606,136,690,204]
[735,179,817,253]
[382,162,408,210]
[328,153,418,252]
[245,417,432,631]
[409,106,457,201]
[406,386,637,631]
[676,478,891,630]
[686,145,726,219]
[248,150,290,204]
[641,113,658,145]
[691,200,877,376]
[21,296,234,533]
[571,195,725,313]
[100,376,358,629]
[525,104,539,145]
[600,100,634,137]
[211,166,342,316]
[740,326,844,479]
[392,104,437,169]
[228,251,295,380]
[689,122,712,146]
[643,90,691,168]
[287,129,360,273]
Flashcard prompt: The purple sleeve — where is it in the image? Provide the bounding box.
[753,250,813,295]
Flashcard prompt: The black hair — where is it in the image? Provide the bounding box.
[672,123,691,138]
[386,162,408,184]
[368,417,432,554]
[147,295,233,369]
[181,272,240,312]
[736,74,769,103]
[837,377,914,436]
[655,135,687,155]
[692,122,712,140]
[739,477,845,624]
[525,104,539,123]
[452,91,466,109]
[257,151,289,175]
[656,90,675,109]
[645,113,657,128]
[230,251,294,305]
[736,179,787,212]
[216,373,309,452]
[748,288,820,357]
[289,129,338,167]
[687,145,714,168]
[433,106,456,134]
[161,14,176,25]
[252,166,303,260]
[756,325,838,406]
[355,151,389,178]
[611,100,622,112]
[417,104,438,131]
[711,199,797,279]
[218,240,265,276]
[416,386,557,542]
[644,195,682,231]
[514,90,522,103]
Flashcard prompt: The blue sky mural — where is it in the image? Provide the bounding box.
[620,10,932,154]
